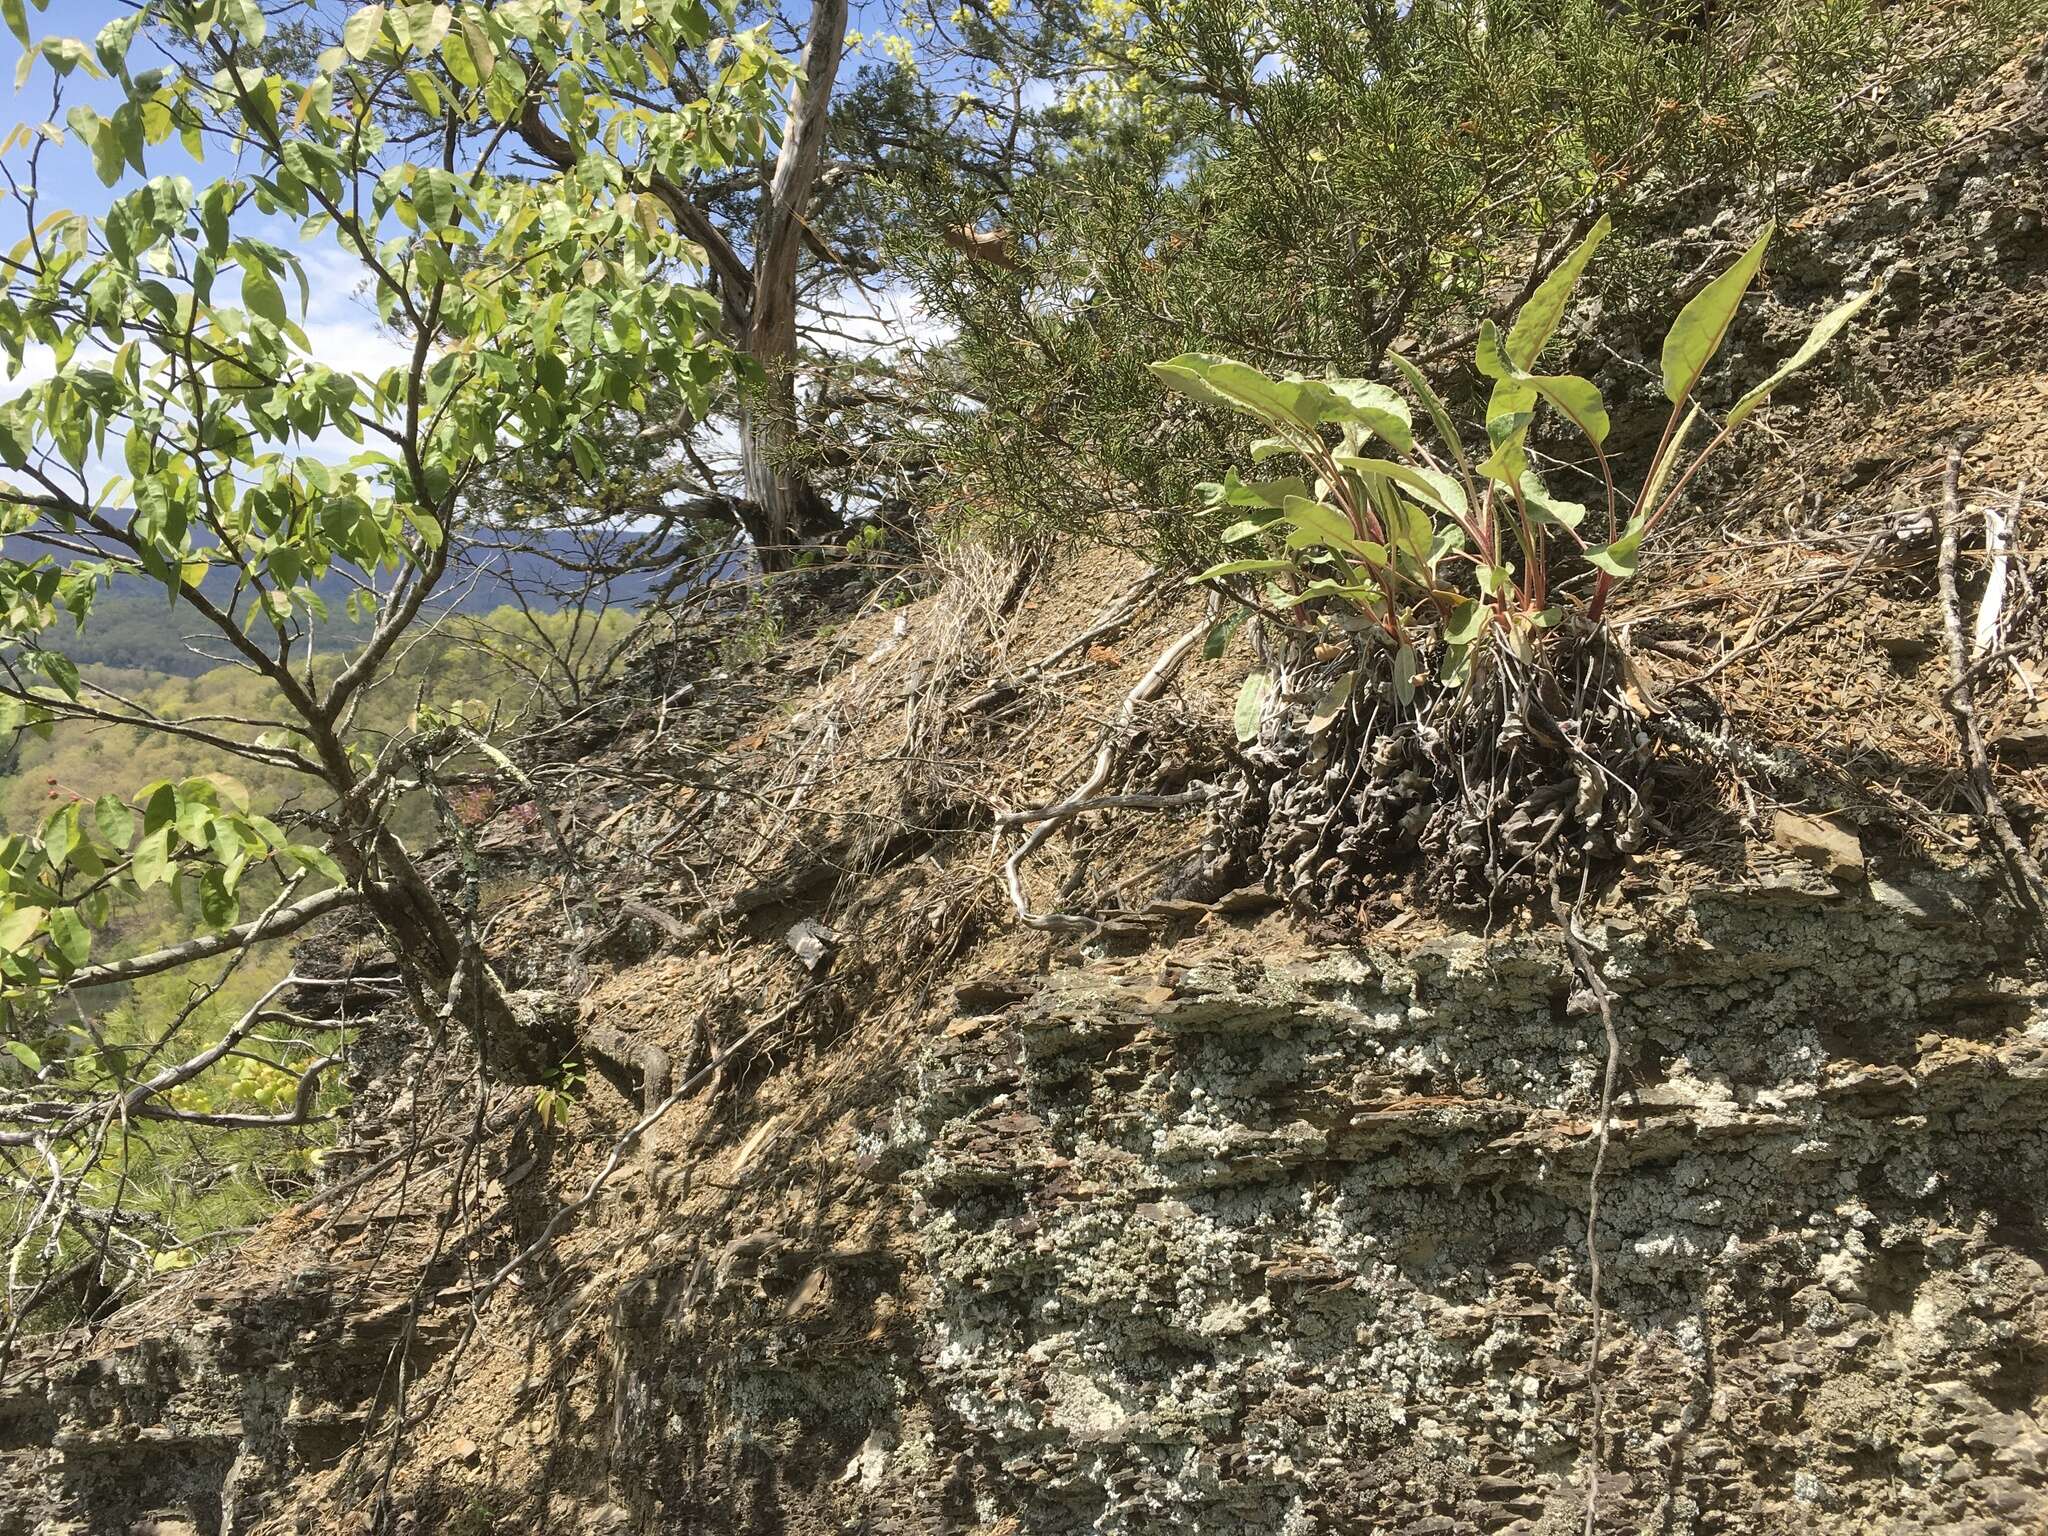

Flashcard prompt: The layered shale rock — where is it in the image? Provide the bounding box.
[8,872,2048,1535]
[896,876,2048,1533]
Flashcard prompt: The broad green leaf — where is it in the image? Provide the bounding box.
[198,868,240,930]
[1477,409,1533,487]
[0,905,43,953]
[1529,373,1610,447]
[283,843,348,886]
[132,826,173,887]
[1320,378,1412,453]
[1337,455,1467,521]
[343,3,387,59]
[1662,223,1773,405]
[1,0,26,50]
[1725,288,1875,430]
[442,24,481,86]
[1505,214,1611,370]
[1516,473,1589,532]
[459,15,497,78]
[1441,643,1473,688]
[1150,354,1322,434]
[1586,516,1649,578]
[1201,611,1246,660]
[1477,320,1607,444]
[1209,470,1310,510]
[241,260,287,326]
[1392,643,1418,704]
[1272,577,1383,610]
[4,1040,40,1072]
[1234,670,1269,743]
[94,793,133,849]
[1307,670,1353,734]
[46,906,90,968]
[1445,599,1488,646]
[412,166,457,229]
[1279,495,1368,556]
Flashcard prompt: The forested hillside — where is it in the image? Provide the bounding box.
[1,1,2044,1534]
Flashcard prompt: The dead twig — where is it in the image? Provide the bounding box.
[998,621,1207,931]
[1681,533,1883,687]
[1938,450,2048,930]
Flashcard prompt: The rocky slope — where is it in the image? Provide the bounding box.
[4,32,2048,1536]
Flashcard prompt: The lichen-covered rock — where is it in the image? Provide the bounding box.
[7,877,2047,1536]
[900,878,2048,1533]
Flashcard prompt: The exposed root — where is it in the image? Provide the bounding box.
[1552,874,1623,1536]
[998,620,1209,932]
[1212,627,1663,916]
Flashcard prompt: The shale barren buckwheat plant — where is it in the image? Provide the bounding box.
[1155,215,1874,911]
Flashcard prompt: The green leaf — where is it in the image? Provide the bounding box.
[1279,495,1369,557]
[282,843,348,886]
[241,260,287,326]
[1211,470,1310,511]
[1219,510,1279,543]
[460,14,497,78]
[1271,577,1383,610]
[1234,670,1269,744]
[1306,670,1353,734]
[1445,599,1488,647]
[1586,516,1649,578]
[1,0,26,50]
[45,906,89,969]
[1337,456,1467,521]
[198,868,240,930]
[1392,643,1418,705]
[132,826,173,887]
[1505,214,1611,370]
[441,23,480,86]
[1725,288,1875,431]
[1516,473,1588,532]
[0,904,43,954]
[1194,557,1296,582]
[1529,373,1610,447]
[94,793,133,849]
[412,166,458,229]
[1149,354,1322,435]
[1662,223,1773,406]
[344,3,387,59]
[1201,611,1245,660]
[1387,350,1471,481]
[4,1040,40,1073]
[1319,377,1413,453]
[1477,409,1532,488]
[37,649,80,700]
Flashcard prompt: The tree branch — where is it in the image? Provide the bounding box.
[59,886,362,993]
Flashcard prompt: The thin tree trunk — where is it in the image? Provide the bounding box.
[741,0,849,568]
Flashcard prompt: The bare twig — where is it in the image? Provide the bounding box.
[1938,450,2048,929]
[1681,533,1883,687]
[998,621,1207,931]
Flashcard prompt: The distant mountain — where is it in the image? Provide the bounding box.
[37,527,673,678]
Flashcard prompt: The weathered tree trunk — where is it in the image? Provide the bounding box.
[738,0,849,569]
[515,0,851,571]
